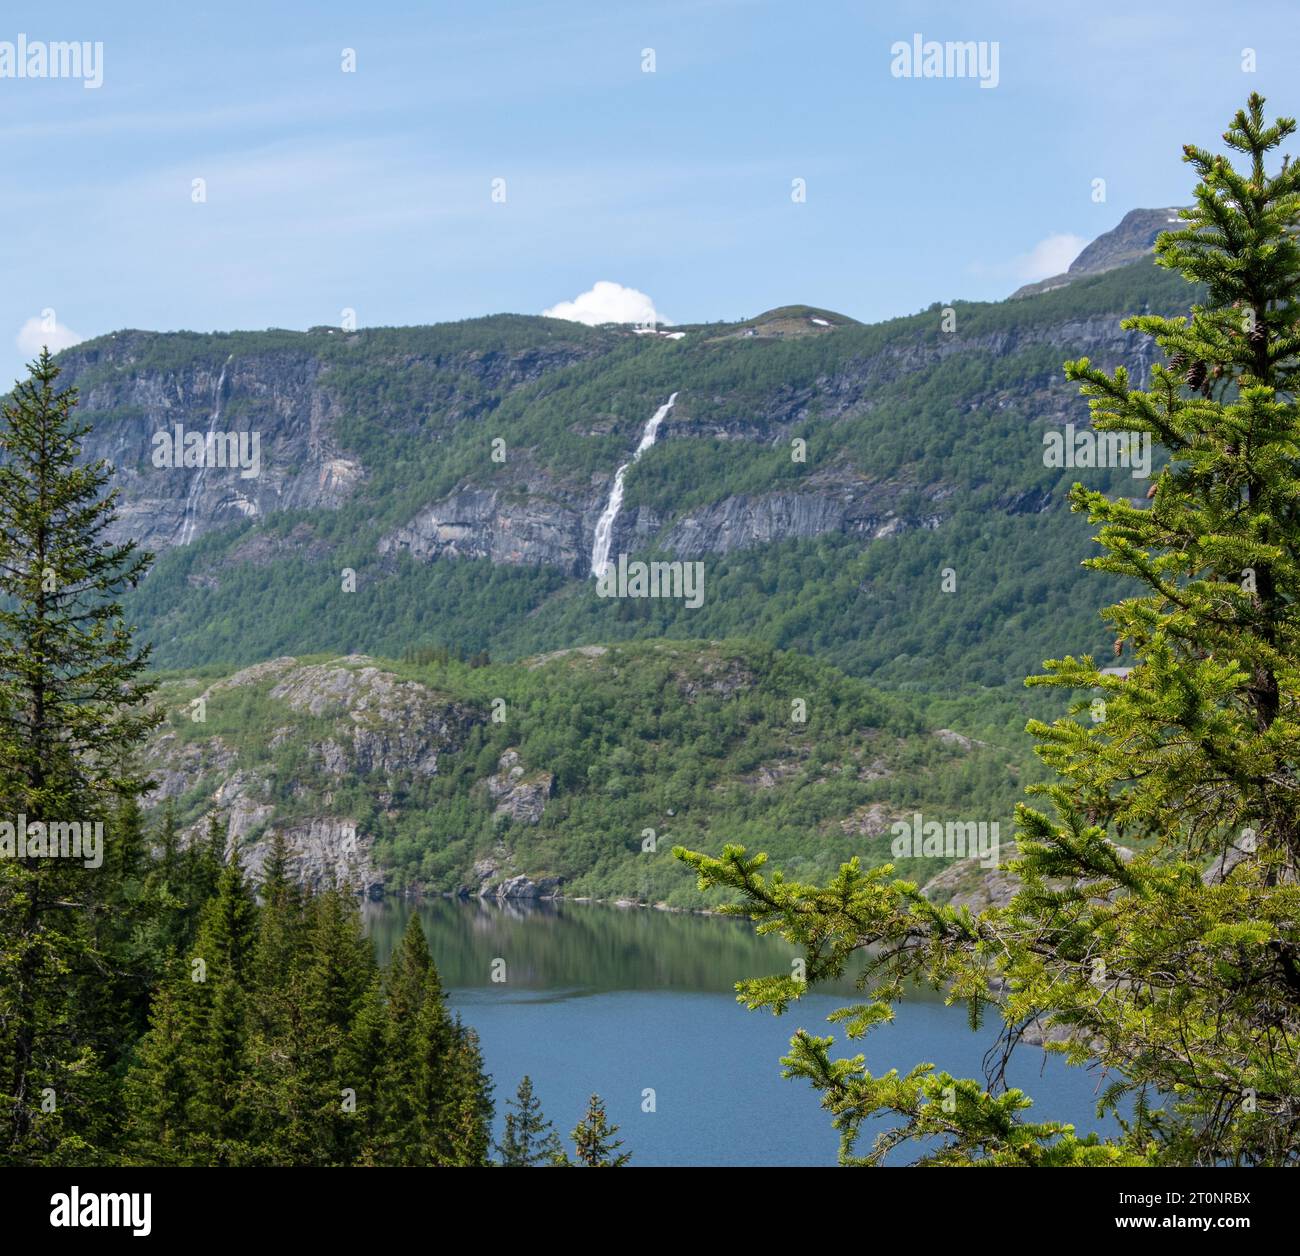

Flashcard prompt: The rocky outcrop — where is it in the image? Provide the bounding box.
[839,802,900,838]
[267,657,477,778]
[661,488,923,557]
[238,817,384,899]
[673,654,755,701]
[921,848,1022,912]
[142,655,481,896]
[491,874,563,900]
[486,750,552,824]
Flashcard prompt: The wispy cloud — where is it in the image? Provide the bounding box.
[971,232,1088,283]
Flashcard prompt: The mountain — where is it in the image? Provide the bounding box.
[1010,207,1187,298]
[38,211,1200,899]
[48,245,1197,691]
[145,641,1041,904]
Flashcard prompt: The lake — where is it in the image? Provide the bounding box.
[364,896,1119,1166]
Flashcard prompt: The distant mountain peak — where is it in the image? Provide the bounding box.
[712,305,860,340]
[1011,207,1189,299]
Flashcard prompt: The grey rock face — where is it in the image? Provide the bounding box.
[57,329,600,554]
[1068,208,1188,277]
[67,342,361,553]
[142,655,481,896]
[267,657,477,778]
[661,490,891,557]
[378,488,585,574]
[491,874,563,900]
[486,749,552,824]
[238,817,384,899]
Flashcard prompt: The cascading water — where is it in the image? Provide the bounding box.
[590,392,678,578]
[177,354,232,546]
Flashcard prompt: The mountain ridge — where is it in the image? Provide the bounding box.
[37,218,1199,688]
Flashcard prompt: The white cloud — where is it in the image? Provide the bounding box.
[970,233,1089,284]
[1010,233,1088,282]
[16,315,85,358]
[542,280,669,327]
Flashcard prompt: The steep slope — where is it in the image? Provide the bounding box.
[63,317,622,553]
[144,642,1040,904]
[44,237,1198,688]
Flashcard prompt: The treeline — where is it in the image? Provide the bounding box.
[8,796,626,1167]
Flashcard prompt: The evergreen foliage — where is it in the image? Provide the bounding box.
[563,1093,630,1167]
[498,1075,563,1167]
[678,96,1300,1167]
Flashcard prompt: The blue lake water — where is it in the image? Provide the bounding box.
[365,897,1120,1166]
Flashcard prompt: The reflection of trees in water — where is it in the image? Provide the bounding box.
[361,897,889,999]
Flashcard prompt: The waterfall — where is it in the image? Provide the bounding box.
[590,392,677,578]
[177,355,232,546]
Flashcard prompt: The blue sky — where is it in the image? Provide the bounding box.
[2,0,1298,386]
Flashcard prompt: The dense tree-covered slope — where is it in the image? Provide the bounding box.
[145,641,1045,904]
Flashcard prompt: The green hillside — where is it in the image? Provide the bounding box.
[97,259,1200,691]
[147,640,1049,904]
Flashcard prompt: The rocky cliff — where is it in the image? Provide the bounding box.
[61,322,614,554]
[146,654,483,897]
[48,245,1183,584]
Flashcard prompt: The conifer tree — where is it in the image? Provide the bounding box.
[121,981,193,1166]
[0,349,158,1164]
[567,1093,629,1167]
[342,975,389,1165]
[498,1075,562,1167]
[140,800,191,957]
[678,95,1300,1167]
[184,846,258,1164]
[371,913,495,1166]
[250,832,305,1020]
[284,887,375,1164]
[442,1020,494,1167]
